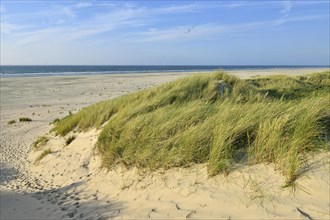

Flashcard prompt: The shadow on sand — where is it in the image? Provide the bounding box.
[1,180,125,219]
[0,162,19,185]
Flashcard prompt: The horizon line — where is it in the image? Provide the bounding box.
[1,64,329,67]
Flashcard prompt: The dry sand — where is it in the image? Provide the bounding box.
[1,68,329,219]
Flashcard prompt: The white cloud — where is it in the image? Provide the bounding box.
[224,1,249,9]
[0,22,31,34]
[156,4,199,13]
[280,0,292,16]
[11,6,147,46]
[293,1,330,6]
[135,24,224,42]
[75,2,93,8]
[96,3,116,8]
[1,22,18,34]
[133,13,328,43]
[2,1,328,46]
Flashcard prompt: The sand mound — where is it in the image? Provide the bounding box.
[1,69,329,219]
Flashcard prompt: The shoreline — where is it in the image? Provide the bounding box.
[1,68,329,219]
[0,67,329,78]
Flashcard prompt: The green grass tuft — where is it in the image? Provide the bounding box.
[33,136,49,150]
[35,148,52,163]
[7,120,16,125]
[52,71,330,184]
[52,118,60,124]
[19,117,32,122]
[65,135,76,146]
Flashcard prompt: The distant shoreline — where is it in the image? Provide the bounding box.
[0,65,329,78]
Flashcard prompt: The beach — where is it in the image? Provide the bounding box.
[1,68,329,219]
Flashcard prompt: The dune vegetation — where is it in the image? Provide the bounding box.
[35,148,53,163]
[52,71,330,185]
[19,117,32,122]
[33,136,49,150]
[7,120,16,125]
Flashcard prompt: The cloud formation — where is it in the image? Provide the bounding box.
[1,1,328,65]
[1,1,328,46]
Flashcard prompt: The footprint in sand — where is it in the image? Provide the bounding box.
[66,208,77,218]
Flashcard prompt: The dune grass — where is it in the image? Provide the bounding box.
[7,120,16,125]
[19,117,32,122]
[52,118,60,124]
[33,136,49,150]
[65,135,76,146]
[35,148,52,163]
[52,71,330,184]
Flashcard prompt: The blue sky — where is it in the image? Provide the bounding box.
[0,1,329,65]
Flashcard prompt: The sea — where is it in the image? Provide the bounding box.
[0,65,327,77]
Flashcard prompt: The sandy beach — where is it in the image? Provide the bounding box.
[1,68,329,219]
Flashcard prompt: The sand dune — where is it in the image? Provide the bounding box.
[1,68,329,219]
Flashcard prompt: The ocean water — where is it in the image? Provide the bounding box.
[0,65,327,77]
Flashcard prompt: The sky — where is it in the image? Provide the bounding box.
[0,0,329,65]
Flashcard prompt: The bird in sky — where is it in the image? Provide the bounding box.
[186,25,197,34]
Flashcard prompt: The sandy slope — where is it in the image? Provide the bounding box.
[1,68,329,219]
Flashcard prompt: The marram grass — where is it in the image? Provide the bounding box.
[33,136,49,150]
[35,148,52,163]
[52,71,330,184]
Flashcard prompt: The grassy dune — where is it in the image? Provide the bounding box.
[53,71,330,184]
